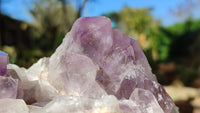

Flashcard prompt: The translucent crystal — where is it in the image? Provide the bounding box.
[48,52,106,98]
[0,50,8,76]
[0,51,24,99]
[29,95,122,113]
[0,76,18,99]
[129,88,164,113]
[119,88,164,113]
[116,76,176,113]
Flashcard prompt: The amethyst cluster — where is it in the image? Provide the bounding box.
[0,17,178,113]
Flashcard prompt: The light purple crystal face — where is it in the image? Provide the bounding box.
[0,76,18,99]
[119,88,164,113]
[48,16,178,113]
[48,52,106,98]
[116,76,175,113]
[0,51,24,100]
[0,50,8,76]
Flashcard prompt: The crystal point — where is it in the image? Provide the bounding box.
[0,50,8,76]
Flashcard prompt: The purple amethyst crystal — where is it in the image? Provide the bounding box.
[47,16,178,113]
[0,50,8,76]
[116,76,175,113]
[0,51,24,99]
[119,88,165,113]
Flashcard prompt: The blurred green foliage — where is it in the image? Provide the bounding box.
[105,7,156,35]
[30,0,77,50]
[176,65,198,86]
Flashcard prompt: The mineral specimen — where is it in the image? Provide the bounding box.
[0,16,179,113]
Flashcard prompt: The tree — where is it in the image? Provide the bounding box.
[170,0,200,17]
[106,7,170,61]
[30,0,77,50]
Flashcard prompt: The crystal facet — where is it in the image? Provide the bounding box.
[119,88,164,113]
[0,98,29,113]
[0,76,18,99]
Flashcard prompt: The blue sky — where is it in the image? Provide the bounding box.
[1,0,200,26]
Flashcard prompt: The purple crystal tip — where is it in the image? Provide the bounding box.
[0,51,8,56]
[0,50,8,76]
